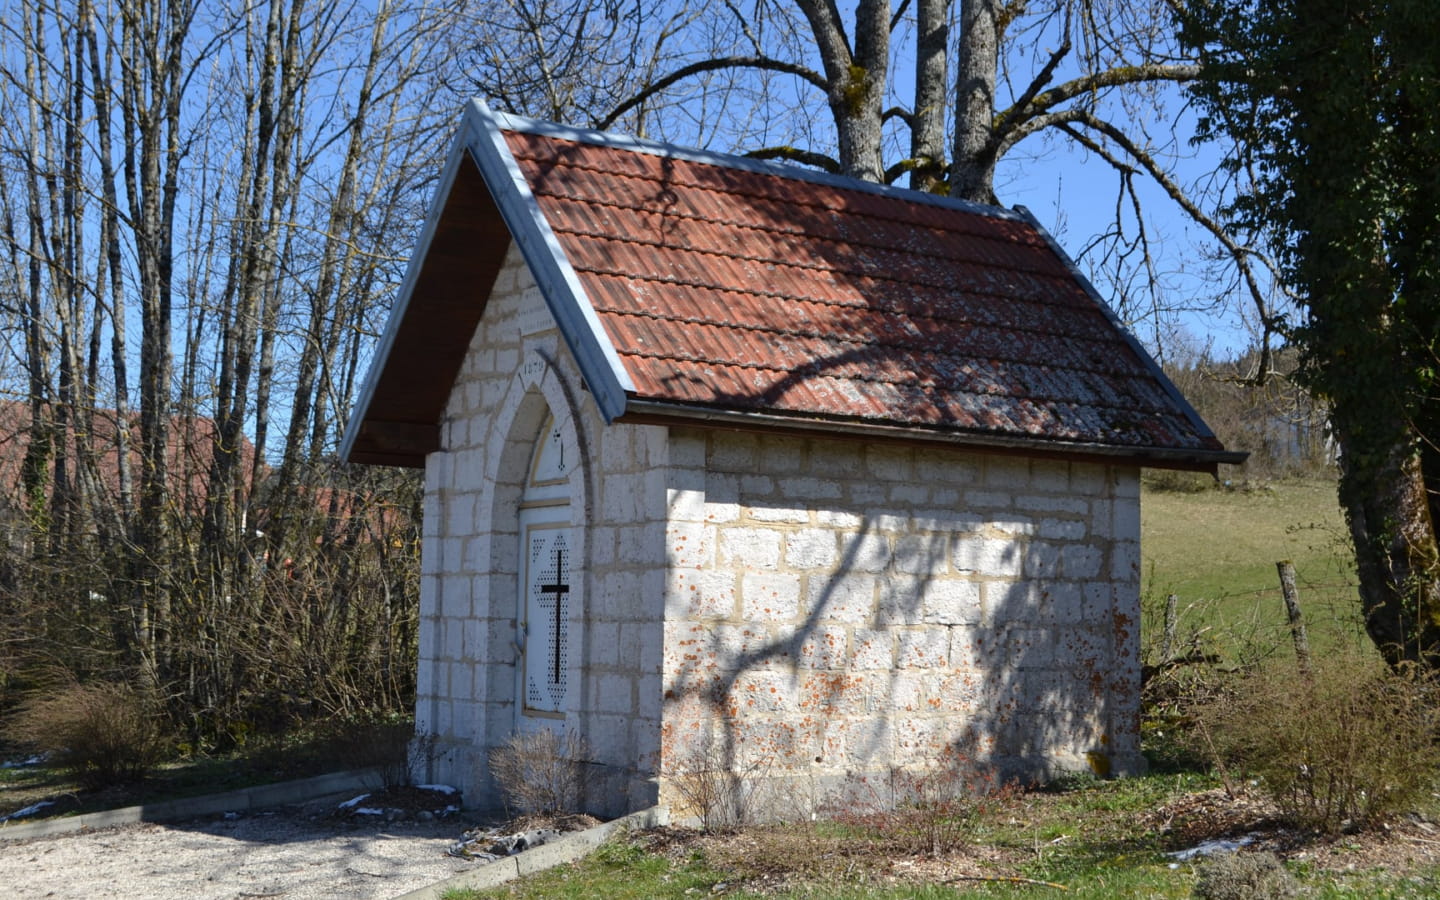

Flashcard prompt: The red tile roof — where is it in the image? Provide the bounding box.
[341,101,1240,470]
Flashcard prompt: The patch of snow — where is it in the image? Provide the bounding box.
[353,808,385,816]
[337,794,371,810]
[1,755,46,769]
[441,805,460,816]
[1166,834,1259,862]
[2,800,55,822]
[415,784,457,794]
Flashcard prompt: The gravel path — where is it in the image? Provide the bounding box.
[0,800,483,900]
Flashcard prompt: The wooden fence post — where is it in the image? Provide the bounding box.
[1276,560,1311,674]
[1161,593,1178,663]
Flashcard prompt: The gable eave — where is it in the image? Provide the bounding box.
[341,100,635,468]
[459,99,635,418]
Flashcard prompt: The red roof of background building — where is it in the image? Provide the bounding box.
[341,101,1241,470]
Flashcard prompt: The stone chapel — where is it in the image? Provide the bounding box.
[341,99,1241,818]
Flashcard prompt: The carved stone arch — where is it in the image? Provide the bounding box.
[475,347,590,745]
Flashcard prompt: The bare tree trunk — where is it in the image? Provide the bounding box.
[910,0,948,192]
[795,0,887,182]
[951,0,998,202]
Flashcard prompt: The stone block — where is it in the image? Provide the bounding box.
[896,629,950,668]
[1039,518,1086,540]
[795,625,848,669]
[619,522,665,566]
[865,445,913,481]
[1006,628,1056,668]
[785,528,838,570]
[588,622,620,667]
[964,489,1012,509]
[750,504,809,524]
[893,533,948,574]
[808,573,876,623]
[1016,494,1089,514]
[589,526,617,566]
[808,442,864,479]
[1069,463,1107,494]
[666,488,707,523]
[878,576,925,625]
[617,621,650,668]
[989,580,1039,621]
[989,515,1036,536]
[669,431,708,468]
[847,532,892,573]
[912,508,983,533]
[740,474,776,497]
[758,434,808,473]
[596,673,634,714]
[602,473,643,521]
[983,457,1029,491]
[1110,541,1141,582]
[948,626,993,668]
[704,499,741,524]
[778,476,844,501]
[1043,581,1086,625]
[849,629,893,670]
[1061,545,1103,579]
[952,536,1022,578]
[731,670,799,714]
[599,426,635,472]
[916,449,978,484]
[719,527,781,569]
[1022,542,1062,579]
[1113,468,1141,498]
[1112,497,1141,542]
[888,483,931,505]
[742,573,802,622]
[921,579,982,625]
[848,482,889,504]
[1029,460,1070,493]
[816,508,863,528]
[666,569,736,620]
[708,432,758,470]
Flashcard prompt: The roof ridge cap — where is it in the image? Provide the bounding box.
[492,107,1028,225]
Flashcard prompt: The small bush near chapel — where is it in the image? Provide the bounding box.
[488,729,591,816]
[1193,851,1302,900]
[1195,649,1440,835]
[4,681,167,788]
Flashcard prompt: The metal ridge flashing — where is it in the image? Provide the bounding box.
[1011,204,1236,456]
[489,108,1030,224]
[462,99,635,421]
[338,132,475,463]
[620,398,1250,469]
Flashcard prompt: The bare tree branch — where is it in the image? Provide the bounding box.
[743,144,840,172]
[600,55,827,131]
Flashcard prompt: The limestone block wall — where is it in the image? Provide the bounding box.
[416,244,665,816]
[659,429,1142,817]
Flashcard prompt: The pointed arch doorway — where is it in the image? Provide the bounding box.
[516,412,575,732]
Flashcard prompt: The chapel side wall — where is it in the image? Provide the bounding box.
[417,244,665,816]
[659,429,1142,819]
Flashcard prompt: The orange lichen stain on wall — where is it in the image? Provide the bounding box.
[798,672,865,711]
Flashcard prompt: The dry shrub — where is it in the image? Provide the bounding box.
[825,762,1022,856]
[488,729,591,816]
[1193,851,1302,900]
[1195,650,1440,834]
[668,746,771,830]
[4,681,166,788]
[321,718,419,789]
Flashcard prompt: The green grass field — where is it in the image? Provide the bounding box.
[1140,475,1370,663]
